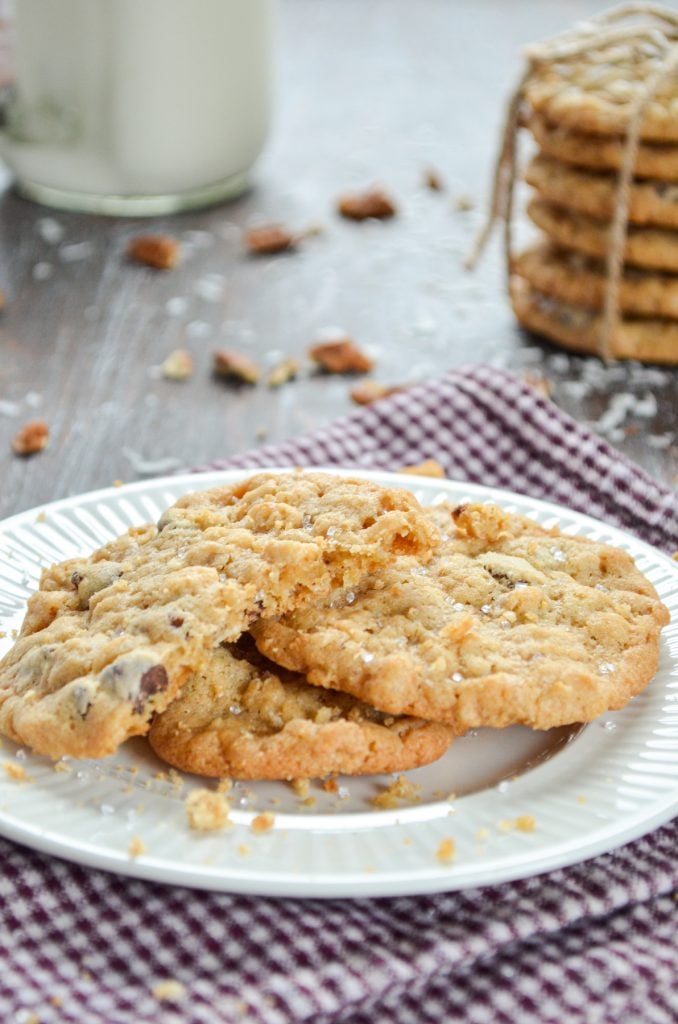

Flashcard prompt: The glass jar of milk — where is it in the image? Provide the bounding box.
[0,0,276,214]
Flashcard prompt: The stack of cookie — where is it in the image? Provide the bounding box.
[0,472,668,782]
[507,6,678,363]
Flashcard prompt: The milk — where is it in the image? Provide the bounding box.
[0,0,276,212]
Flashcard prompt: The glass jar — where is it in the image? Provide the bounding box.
[0,0,276,214]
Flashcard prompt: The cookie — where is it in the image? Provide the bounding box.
[524,29,678,142]
[0,472,437,759]
[528,198,678,273]
[511,276,678,364]
[148,639,454,780]
[527,113,678,182]
[512,244,678,319]
[253,503,669,732]
[525,154,678,229]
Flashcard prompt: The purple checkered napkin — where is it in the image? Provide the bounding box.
[1,365,676,1024]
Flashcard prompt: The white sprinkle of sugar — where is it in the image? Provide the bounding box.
[166,296,189,317]
[36,217,65,244]
[32,261,53,281]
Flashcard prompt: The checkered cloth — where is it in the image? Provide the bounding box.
[1,365,676,1024]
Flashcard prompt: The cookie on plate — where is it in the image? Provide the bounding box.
[527,113,678,182]
[0,472,438,759]
[149,638,454,780]
[525,154,678,230]
[511,276,678,363]
[253,503,669,732]
[512,244,678,319]
[527,198,678,273]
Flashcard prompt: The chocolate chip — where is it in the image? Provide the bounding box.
[70,571,82,588]
[133,664,169,714]
[169,615,184,628]
[73,685,93,719]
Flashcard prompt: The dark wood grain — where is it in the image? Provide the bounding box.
[0,0,676,521]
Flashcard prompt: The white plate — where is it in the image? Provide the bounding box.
[0,469,676,898]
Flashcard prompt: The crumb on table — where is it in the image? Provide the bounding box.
[267,358,300,388]
[337,187,397,221]
[127,234,180,270]
[11,419,49,456]
[309,338,374,374]
[245,224,297,255]
[213,348,260,385]
[162,349,194,381]
[350,381,405,405]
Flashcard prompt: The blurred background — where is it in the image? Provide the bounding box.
[0,0,675,519]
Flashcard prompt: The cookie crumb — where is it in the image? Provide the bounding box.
[162,349,194,381]
[152,979,186,1003]
[237,844,251,857]
[371,775,421,809]
[213,348,260,385]
[53,760,72,774]
[23,1013,40,1024]
[436,838,456,863]
[113,479,124,487]
[216,778,232,795]
[128,234,180,270]
[310,338,374,374]
[12,419,49,456]
[49,996,62,1007]
[245,224,297,255]
[515,815,535,833]
[290,778,310,798]
[577,794,587,805]
[338,187,397,221]
[350,381,404,405]
[424,167,444,191]
[128,836,146,858]
[267,358,299,388]
[522,370,552,398]
[35,511,47,523]
[4,762,28,782]
[185,789,231,831]
[398,459,446,478]
[321,777,338,793]
[475,827,490,842]
[251,811,275,834]
[454,194,474,212]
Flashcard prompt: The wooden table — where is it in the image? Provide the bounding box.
[0,0,676,521]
